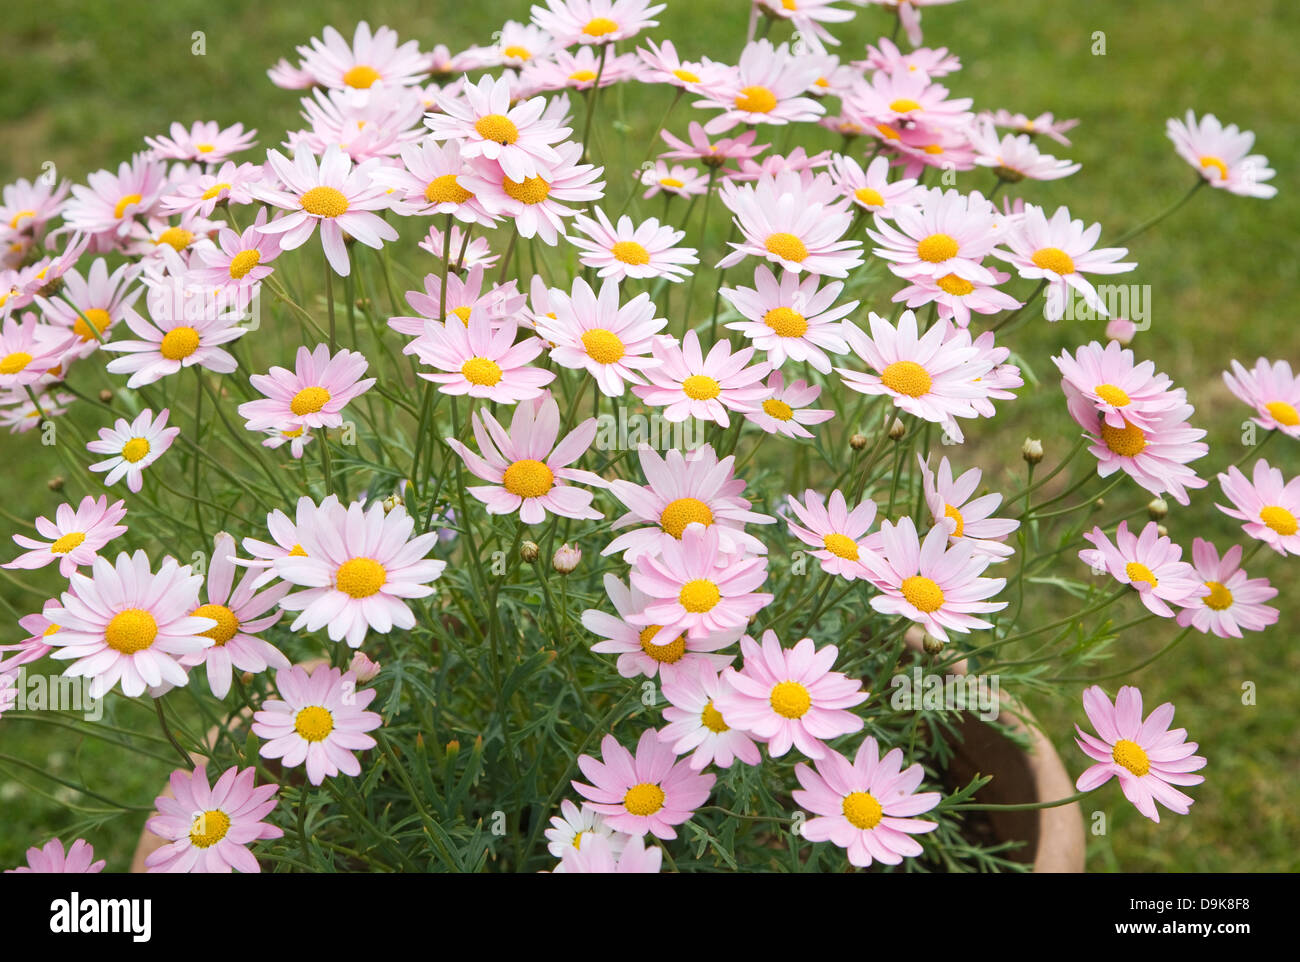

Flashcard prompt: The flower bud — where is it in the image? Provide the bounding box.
[553,543,581,574]
[849,433,868,451]
[1157,524,1168,539]
[381,495,402,514]
[887,418,906,441]
[922,634,946,656]
[47,476,64,491]
[349,651,381,682]
[1105,318,1137,346]
[1022,437,1044,464]
[1147,497,1168,521]
[520,540,540,563]
[98,389,113,403]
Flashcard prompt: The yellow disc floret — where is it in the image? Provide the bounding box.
[335,557,387,598]
[105,608,158,654]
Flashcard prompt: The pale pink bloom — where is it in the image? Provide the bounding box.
[571,730,714,840]
[121,210,223,261]
[893,266,1020,328]
[794,734,941,867]
[261,424,313,459]
[101,284,246,387]
[856,37,960,79]
[60,154,169,249]
[727,148,836,189]
[569,208,698,283]
[531,0,666,47]
[1166,110,1276,198]
[659,662,761,771]
[6,838,105,874]
[419,224,499,270]
[189,208,283,295]
[523,46,643,93]
[239,495,341,589]
[45,549,213,698]
[545,798,626,860]
[1080,521,1206,617]
[275,500,446,649]
[632,330,772,427]
[696,40,825,133]
[965,329,1022,419]
[756,0,854,54]
[0,176,70,249]
[349,651,382,683]
[1176,538,1278,639]
[534,276,666,396]
[828,153,922,219]
[986,109,1079,146]
[714,631,865,760]
[369,138,496,225]
[969,119,1081,181]
[659,121,768,170]
[0,387,75,433]
[289,86,426,163]
[238,343,375,433]
[159,162,263,218]
[0,313,75,389]
[267,58,316,90]
[1216,460,1300,557]
[636,39,729,92]
[295,22,434,92]
[1105,318,1137,346]
[253,665,382,785]
[145,121,256,165]
[558,833,662,873]
[992,204,1135,321]
[459,142,605,245]
[2,602,61,673]
[784,489,879,581]
[144,765,282,873]
[745,370,833,438]
[639,161,710,200]
[867,187,999,284]
[390,265,525,337]
[253,146,398,277]
[475,20,557,69]
[86,408,180,493]
[1053,339,1184,433]
[406,315,554,403]
[1223,358,1300,439]
[1075,685,1206,823]
[721,265,854,373]
[445,393,606,524]
[583,573,740,680]
[603,443,774,562]
[918,456,1018,562]
[846,67,973,132]
[4,495,127,578]
[628,524,772,644]
[865,517,1006,642]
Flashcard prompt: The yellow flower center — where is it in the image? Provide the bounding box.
[659,497,714,538]
[449,306,472,324]
[105,608,158,653]
[1031,246,1075,275]
[1111,738,1150,777]
[610,240,650,265]
[659,176,686,188]
[638,625,685,664]
[678,579,721,613]
[735,85,778,113]
[461,356,503,386]
[701,700,729,733]
[762,398,794,420]
[936,273,974,296]
[155,227,194,251]
[192,603,240,645]
[583,16,619,36]
[1125,561,1158,588]
[880,360,933,398]
[1094,383,1131,407]
[854,186,885,208]
[50,532,86,554]
[672,69,700,84]
[569,69,599,83]
[0,351,33,375]
[841,791,884,830]
[475,113,520,145]
[425,174,473,205]
[300,186,349,218]
[75,307,112,340]
[682,374,721,400]
[944,504,965,538]
[502,459,554,498]
[764,232,808,263]
[200,182,232,201]
[290,386,331,416]
[294,705,334,742]
[769,680,812,719]
[502,45,532,61]
[1199,155,1229,181]
[1100,418,1146,457]
[121,437,151,463]
[916,233,958,263]
[114,193,143,219]
[875,123,902,141]
[822,532,859,560]
[1264,400,1300,427]
[889,98,922,113]
[1260,505,1298,536]
[228,249,261,279]
[763,306,808,338]
[335,557,387,598]
[580,328,625,364]
[502,174,550,205]
[623,782,665,816]
[288,544,308,557]
[9,209,36,229]
[188,809,232,848]
[1202,581,1233,611]
[901,575,945,613]
[160,326,201,360]
[343,64,381,89]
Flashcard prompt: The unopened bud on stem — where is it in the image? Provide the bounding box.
[1022,438,1044,464]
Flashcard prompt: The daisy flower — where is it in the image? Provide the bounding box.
[846,68,973,132]
[893,267,1021,329]
[1216,460,1300,557]
[1053,340,1183,432]
[867,187,999,284]
[697,40,824,133]
[4,495,127,578]
[558,833,662,873]
[756,0,854,54]
[1074,685,1206,823]
[253,145,398,277]
[0,388,75,433]
[1166,110,1276,198]
[534,276,666,396]
[36,258,143,353]
[0,313,74,390]
[992,204,1135,321]
[445,393,606,524]
[793,735,941,867]
[569,208,698,283]
[369,139,496,225]
[783,489,879,581]
[864,0,964,47]
[744,370,834,438]
[986,109,1079,146]
[460,142,606,246]
[524,46,643,93]
[391,264,526,336]
[253,665,382,784]
[713,631,866,760]
[238,343,375,433]
[659,662,761,771]
[101,291,247,388]
[864,517,1007,643]
[583,573,741,679]
[640,161,710,200]
[5,838,105,874]
[544,799,626,860]
[1079,521,1206,617]
[531,0,666,47]
[296,22,433,92]
[159,161,263,218]
[275,500,446,649]
[61,154,168,249]
[145,121,256,165]
[1176,538,1278,639]
[2,602,61,673]
[239,494,340,588]
[262,425,313,459]
[144,765,282,873]
[189,209,283,296]
[571,729,715,840]
[0,176,70,248]
[828,154,923,219]
[44,549,213,699]
[721,266,855,372]
[918,457,1019,562]
[632,330,772,427]
[969,119,1081,182]
[1223,358,1300,438]
[660,121,768,170]
[419,225,499,270]
[857,37,961,79]
[636,39,728,93]
[479,20,558,69]
[603,443,775,562]
[86,408,180,493]
[407,315,553,403]
[289,85,426,164]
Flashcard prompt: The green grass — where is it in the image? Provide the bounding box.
[1,0,1297,872]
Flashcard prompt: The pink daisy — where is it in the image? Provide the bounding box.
[892,267,1020,329]
[6,838,105,874]
[523,46,643,94]
[1075,685,1207,823]
[632,330,772,427]
[1079,521,1206,618]
[571,729,714,840]
[828,153,923,219]
[659,662,761,771]
[755,0,854,54]
[659,121,768,171]
[640,161,710,200]
[2,601,61,673]
[545,798,626,861]
[1216,460,1300,557]
[857,37,961,79]
[531,0,666,47]
[460,142,605,246]
[253,664,382,784]
[1223,358,1300,438]
[1176,538,1279,639]
[369,138,497,225]
[407,315,554,403]
[1053,340,1183,433]
[969,119,1081,182]
[35,257,144,355]
[419,224,499,270]
[239,494,340,588]
[159,160,264,218]
[4,495,128,578]
[697,40,824,133]
[721,266,855,373]
[918,456,1019,562]
[295,22,434,92]
[0,176,70,250]
[1166,110,1276,199]
[61,154,168,250]
[145,121,256,165]
[783,489,879,581]
[390,265,526,337]
[558,833,662,873]
[0,313,74,390]
[569,208,698,283]
[867,187,999,285]
[86,408,180,493]
[144,764,282,873]
[744,370,834,438]
[636,39,729,93]
[189,208,283,295]
[101,287,247,388]
[985,109,1078,146]
[238,343,375,433]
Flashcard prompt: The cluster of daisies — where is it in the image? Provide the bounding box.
[0,0,1291,874]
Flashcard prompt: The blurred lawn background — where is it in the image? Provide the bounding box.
[0,0,1296,871]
